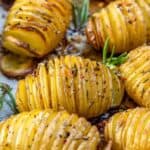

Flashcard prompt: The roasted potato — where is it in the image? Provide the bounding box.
[100,0,150,42]
[0,109,100,150]
[16,55,124,118]
[2,0,72,58]
[105,108,150,150]
[86,0,147,53]
[120,46,150,108]
[133,0,150,42]
[0,54,36,78]
[90,0,105,14]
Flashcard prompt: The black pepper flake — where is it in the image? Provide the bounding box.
[141,88,146,98]
[59,134,63,138]
[72,65,78,77]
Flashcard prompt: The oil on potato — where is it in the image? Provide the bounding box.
[105,108,150,150]
[0,109,100,150]
[86,0,146,53]
[2,0,72,57]
[16,55,124,118]
[120,46,150,108]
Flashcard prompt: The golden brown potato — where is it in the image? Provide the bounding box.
[0,54,36,78]
[86,0,147,53]
[90,0,105,14]
[134,0,150,42]
[0,109,100,150]
[16,55,124,118]
[101,0,150,42]
[120,46,150,107]
[105,108,150,150]
[2,0,72,58]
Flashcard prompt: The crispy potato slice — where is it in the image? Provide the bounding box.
[0,54,36,78]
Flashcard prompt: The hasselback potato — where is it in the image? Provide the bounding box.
[16,55,124,118]
[105,108,150,150]
[99,0,150,42]
[2,0,72,57]
[86,0,147,53]
[134,0,150,42]
[120,46,150,107]
[0,109,100,150]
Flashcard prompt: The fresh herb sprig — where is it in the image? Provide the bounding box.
[72,0,89,29]
[102,38,128,69]
[0,82,18,113]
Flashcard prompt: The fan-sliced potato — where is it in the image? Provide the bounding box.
[16,55,124,118]
[86,0,146,53]
[100,0,150,43]
[0,54,36,78]
[133,0,150,42]
[120,46,150,107]
[2,0,72,58]
[105,108,150,150]
[0,109,100,150]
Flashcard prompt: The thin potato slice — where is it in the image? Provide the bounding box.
[0,54,35,78]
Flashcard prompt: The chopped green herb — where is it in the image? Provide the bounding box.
[0,83,18,113]
[72,0,89,29]
[102,39,128,69]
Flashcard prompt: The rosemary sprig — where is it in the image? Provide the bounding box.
[0,82,18,113]
[102,38,128,69]
[72,0,89,29]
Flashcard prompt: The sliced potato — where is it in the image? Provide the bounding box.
[0,109,100,150]
[86,0,146,53]
[105,108,150,150]
[0,54,36,78]
[16,55,124,118]
[120,46,150,108]
[2,0,72,58]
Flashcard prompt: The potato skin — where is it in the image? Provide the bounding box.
[86,0,146,53]
[16,55,124,118]
[105,108,150,150]
[0,109,100,150]
[2,0,72,58]
[120,46,150,107]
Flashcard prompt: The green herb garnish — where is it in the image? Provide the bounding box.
[0,82,18,113]
[102,38,128,69]
[72,0,89,29]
